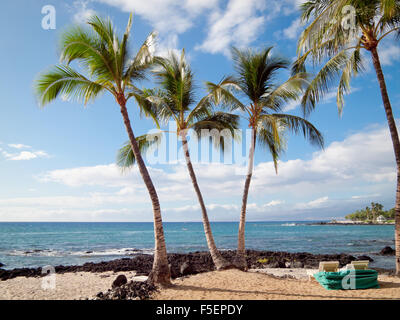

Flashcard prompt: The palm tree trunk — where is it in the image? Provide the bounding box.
[119,102,171,286]
[370,47,400,276]
[181,134,232,270]
[235,128,256,270]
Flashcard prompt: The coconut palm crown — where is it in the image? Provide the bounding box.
[34,14,171,285]
[207,47,324,269]
[117,50,240,270]
[294,0,400,275]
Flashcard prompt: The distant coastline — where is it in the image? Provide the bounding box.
[310,221,395,226]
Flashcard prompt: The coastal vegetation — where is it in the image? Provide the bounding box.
[345,202,395,222]
[206,47,324,269]
[34,14,171,286]
[294,0,400,275]
[116,50,239,270]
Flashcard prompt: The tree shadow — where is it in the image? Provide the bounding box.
[378,280,400,289]
[165,281,400,300]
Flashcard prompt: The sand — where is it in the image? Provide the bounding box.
[1,268,400,300]
[153,269,400,300]
[0,271,139,300]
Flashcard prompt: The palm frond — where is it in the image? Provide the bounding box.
[152,50,195,118]
[337,48,364,114]
[126,88,167,127]
[59,24,117,82]
[268,113,324,148]
[261,72,311,112]
[205,76,246,112]
[190,112,240,151]
[124,31,157,83]
[257,126,286,173]
[301,50,350,117]
[185,93,213,124]
[116,134,162,169]
[231,47,290,103]
[35,65,106,106]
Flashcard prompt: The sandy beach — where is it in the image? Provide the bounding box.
[153,269,400,300]
[1,268,400,300]
[0,271,138,300]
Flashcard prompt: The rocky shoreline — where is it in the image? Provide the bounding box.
[1,249,395,282]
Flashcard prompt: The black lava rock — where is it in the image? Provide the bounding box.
[180,261,194,276]
[357,255,374,262]
[98,281,157,300]
[112,274,128,288]
[0,249,387,282]
[380,246,395,256]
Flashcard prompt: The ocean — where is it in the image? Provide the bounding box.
[0,222,395,270]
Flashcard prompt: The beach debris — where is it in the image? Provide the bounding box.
[112,274,127,288]
[379,246,395,256]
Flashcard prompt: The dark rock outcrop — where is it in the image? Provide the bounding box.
[379,246,395,256]
[112,274,127,288]
[97,281,157,300]
[357,255,374,261]
[0,250,380,282]
[179,261,194,276]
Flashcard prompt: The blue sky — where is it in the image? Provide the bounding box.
[0,0,399,222]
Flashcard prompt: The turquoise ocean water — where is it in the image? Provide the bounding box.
[0,222,395,270]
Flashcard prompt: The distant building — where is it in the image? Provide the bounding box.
[377,215,387,223]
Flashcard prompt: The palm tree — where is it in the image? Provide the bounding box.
[117,50,239,270]
[207,47,324,269]
[34,14,171,286]
[294,0,400,275]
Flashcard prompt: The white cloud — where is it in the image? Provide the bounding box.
[8,144,31,149]
[276,18,303,40]
[96,0,218,34]
[1,143,49,161]
[294,196,329,210]
[378,43,400,66]
[0,121,396,221]
[196,0,267,56]
[265,200,284,207]
[70,0,97,23]
[2,150,49,161]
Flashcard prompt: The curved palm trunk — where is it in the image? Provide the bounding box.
[119,102,171,286]
[181,134,232,270]
[235,128,256,270]
[370,47,400,276]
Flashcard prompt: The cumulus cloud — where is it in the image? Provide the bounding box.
[95,0,218,34]
[1,144,49,161]
[85,0,307,57]
[275,18,303,40]
[378,43,400,66]
[70,0,97,23]
[8,144,31,149]
[195,0,267,56]
[0,121,394,221]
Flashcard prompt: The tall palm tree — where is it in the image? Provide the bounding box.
[117,50,239,270]
[294,0,400,275]
[207,47,324,269]
[34,14,171,286]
